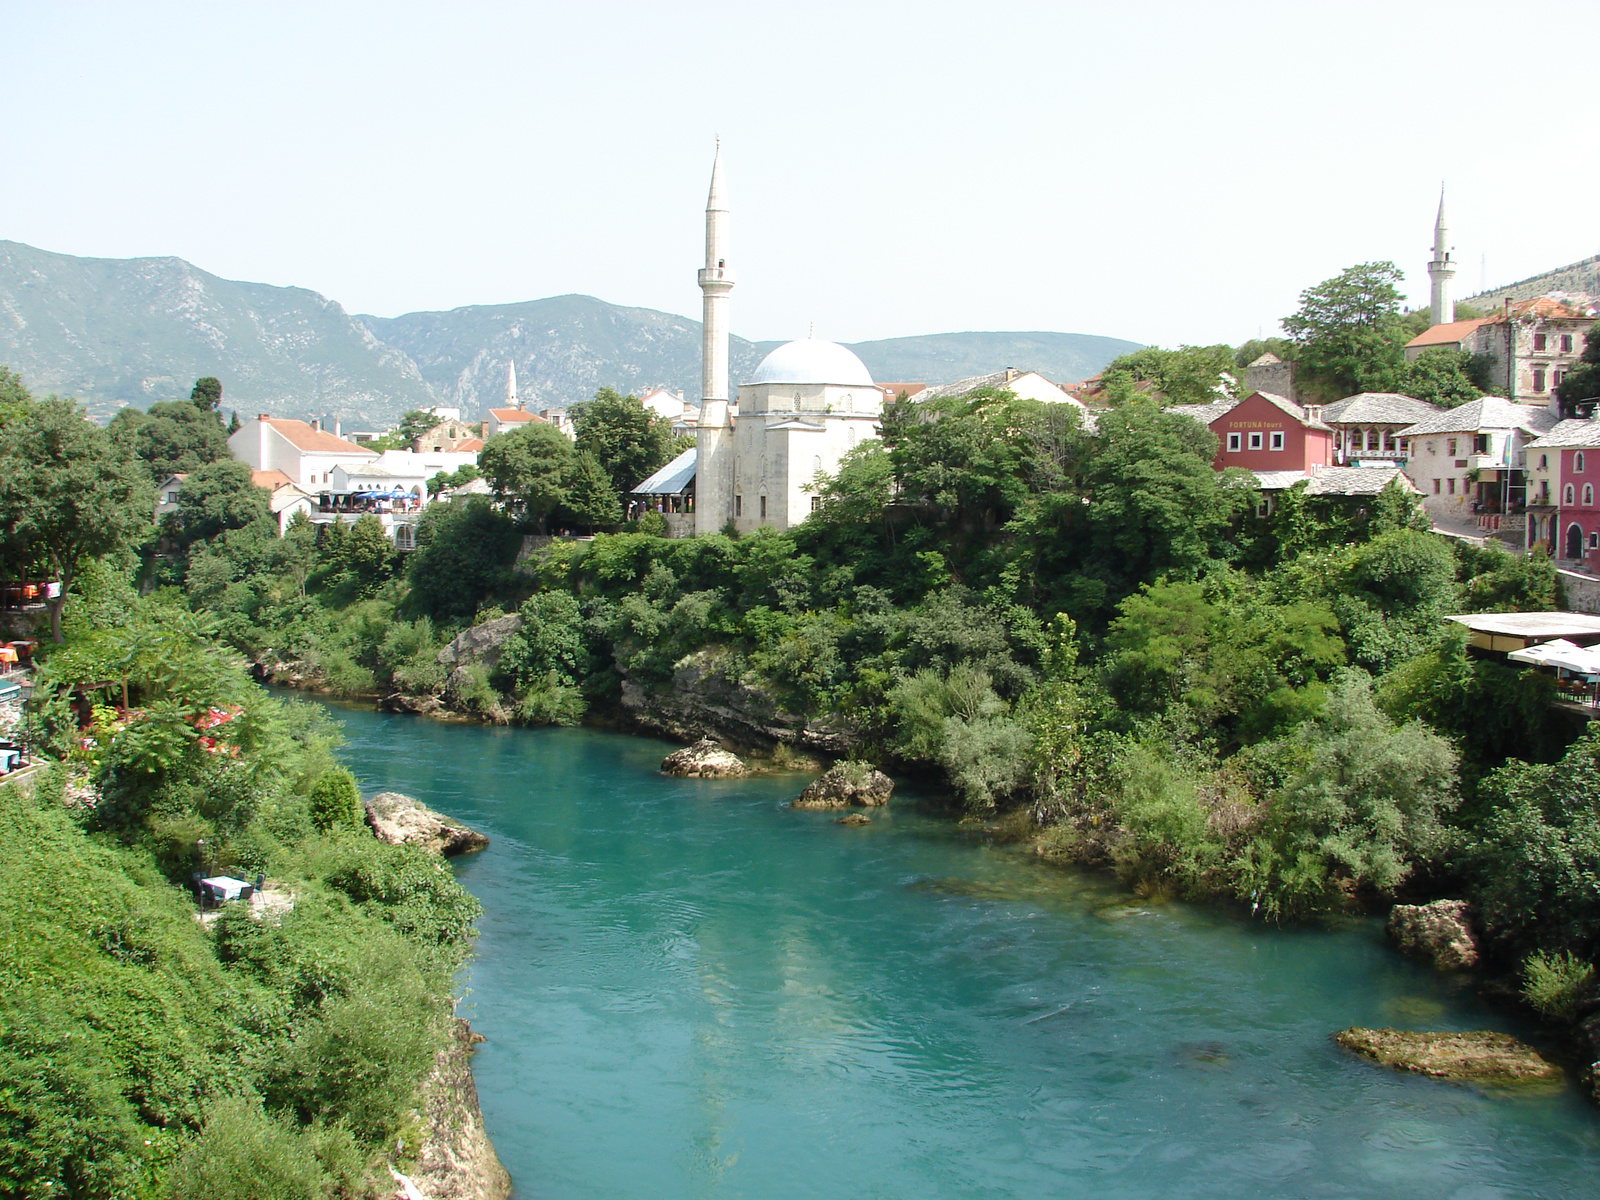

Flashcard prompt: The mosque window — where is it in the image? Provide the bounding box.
[735,495,743,517]
[842,394,853,412]
[759,495,767,519]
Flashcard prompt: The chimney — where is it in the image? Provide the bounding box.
[257,415,270,470]
[1005,367,1018,382]
[1305,404,1322,423]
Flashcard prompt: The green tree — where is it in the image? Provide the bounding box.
[1099,344,1237,405]
[0,397,153,641]
[1393,349,1483,409]
[1283,261,1408,402]
[562,450,622,530]
[404,496,521,621]
[342,515,396,595]
[571,387,683,494]
[480,421,576,533]
[173,459,270,548]
[0,365,31,427]
[109,399,232,482]
[189,376,223,412]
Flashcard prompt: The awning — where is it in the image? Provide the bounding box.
[1507,639,1583,665]
[632,448,697,496]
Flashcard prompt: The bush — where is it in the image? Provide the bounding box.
[1521,951,1595,1020]
[307,768,363,832]
[167,1096,325,1200]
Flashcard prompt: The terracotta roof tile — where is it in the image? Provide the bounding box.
[250,469,296,490]
[262,418,372,455]
[1404,318,1488,348]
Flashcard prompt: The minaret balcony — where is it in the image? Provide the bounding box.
[698,267,736,288]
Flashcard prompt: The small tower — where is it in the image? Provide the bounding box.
[1427,186,1456,327]
[695,139,737,535]
[506,360,520,411]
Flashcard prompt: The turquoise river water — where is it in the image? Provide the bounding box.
[325,704,1600,1199]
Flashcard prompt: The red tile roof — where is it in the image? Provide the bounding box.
[1481,296,1592,323]
[487,408,542,423]
[1405,318,1488,349]
[262,417,371,454]
[454,438,485,452]
[250,469,296,490]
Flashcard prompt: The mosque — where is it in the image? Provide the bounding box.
[636,143,884,536]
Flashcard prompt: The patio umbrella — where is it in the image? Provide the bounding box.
[1507,639,1584,665]
[1540,644,1600,675]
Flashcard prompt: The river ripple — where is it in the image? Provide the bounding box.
[324,706,1600,1199]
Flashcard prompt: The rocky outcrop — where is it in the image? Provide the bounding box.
[381,692,446,716]
[1334,1027,1562,1085]
[436,614,523,697]
[365,791,489,856]
[620,645,856,755]
[406,1018,512,1200]
[836,812,872,826]
[661,738,748,778]
[1388,899,1480,970]
[792,762,894,810]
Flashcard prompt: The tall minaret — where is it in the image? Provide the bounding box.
[506,360,519,410]
[1428,186,1456,327]
[695,140,736,534]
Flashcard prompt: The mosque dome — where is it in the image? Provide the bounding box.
[748,338,874,387]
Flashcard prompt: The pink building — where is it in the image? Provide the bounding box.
[1525,419,1600,562]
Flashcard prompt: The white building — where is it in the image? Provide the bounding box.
[686,143,883,535]
[229,416,378,493]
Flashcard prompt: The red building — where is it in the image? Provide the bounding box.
[1168,391,1334,473]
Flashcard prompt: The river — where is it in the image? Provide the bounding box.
[325,704,1600,1199]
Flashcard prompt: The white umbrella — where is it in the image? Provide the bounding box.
[1508,638,1584,665]
[1542,644,1600,675]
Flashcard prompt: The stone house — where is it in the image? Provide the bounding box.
[229,416,377,494]
[1405,297,1598,405]
[411,417,479,453]
[1395,396,1556,520]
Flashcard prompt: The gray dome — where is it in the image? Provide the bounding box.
[748,338,874,387]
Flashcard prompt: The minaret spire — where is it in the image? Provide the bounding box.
[695,139,736,534]
[506,360,519,410]
[1427,184,1456,327]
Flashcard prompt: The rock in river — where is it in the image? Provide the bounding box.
[793,761,894,809]
[1387,899,1480,970]
[365,791,490,857]
[1334,1027,1561,1085]
[661,738,748,778]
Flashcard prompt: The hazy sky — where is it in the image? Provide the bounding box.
[6,1,1597,351]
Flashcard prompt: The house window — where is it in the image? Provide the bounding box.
[1248,432,1263,450]
[735,495,743,517]
[1534,369,1547,393]
[759,495,767,520]
[1474,433,1490,454]
[811,496,821,512]
[1433,478,1441,495]
[1269,431,1285,451]
[1578,452,1586,473]
[1542,454,1550,469]
[1565,484,1576,505]
[1426,441,1435,455]
[1448,478,1456,495]
[1592,532,1599,550]
[1227,432,1242,452]
[1534,333,1548,351]
[1556,369,1566,389]
[1586,485,1594,507]
[1562,335,1574,353]
[1447,438,1457,456]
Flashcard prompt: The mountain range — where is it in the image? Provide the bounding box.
[0,240,1142,426]
[1462,253,1600,310]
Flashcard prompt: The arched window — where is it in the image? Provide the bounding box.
[792,393,801,412]
[1585,485,1594,507]
[1579,452,1587,473]
[1569,524,1584,559]
[847,428,857,448]
[842,394,853,413]
[1565,484,1576,506]
[813,455,822,474]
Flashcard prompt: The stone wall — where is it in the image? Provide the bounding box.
[1558,569,1600,614]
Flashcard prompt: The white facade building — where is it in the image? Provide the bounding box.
[689,143,881,535]
[229,416,377,492]
[1397,396,1556,520]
